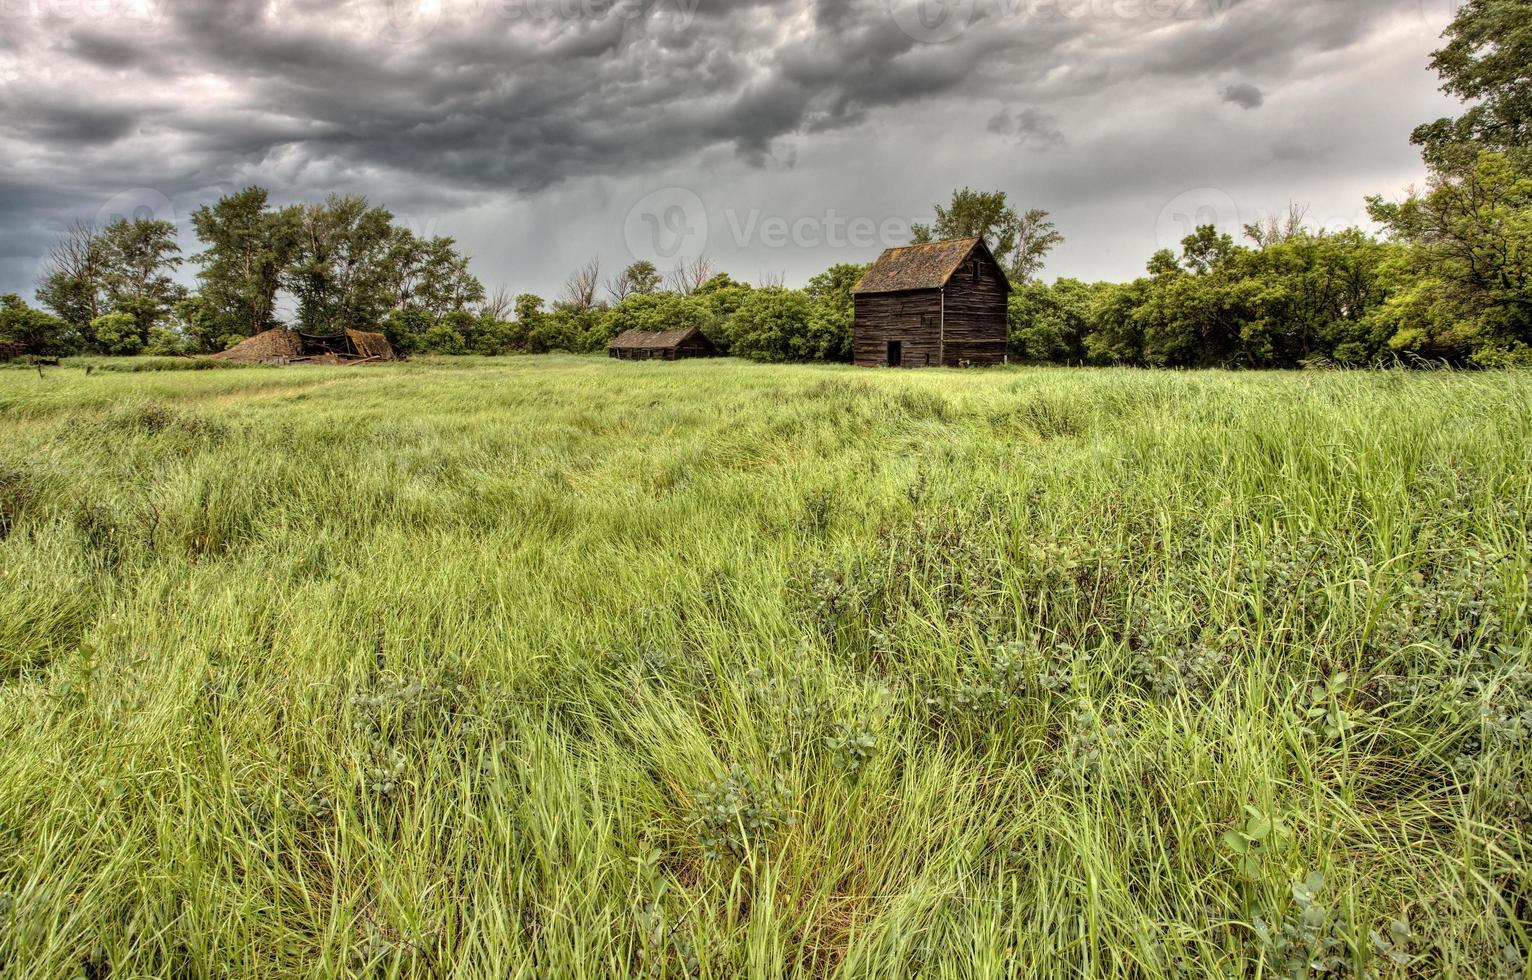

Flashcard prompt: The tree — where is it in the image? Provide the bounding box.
[913,189,1062,281]
[515,293,546,326]
[283,195,397,332]
[667,256,715,295]
[36,221,107,333]
[606,260,662,302]
[190,187,292,342]
[89,312,143,356]
[724,287,815,362]
[421,318,469,354]
[95,218,186,347]
[1009,209,1065,284]
[559,256,602,311]
[1366,150,1532,360]
[1179,224,1239,275]
[1412,0,1532,157]
[599,292,711,344]
[912,187,1018,259]
[1244,203,1311,247]
[382,231,485,320]
[36,217,183,351]
[0,294,73,355]
[804,263,866,309]
[1083,279,1151,365]
[1008,278,1098,362]
[801,262,867,362]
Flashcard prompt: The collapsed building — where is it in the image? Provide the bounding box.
[210,327,394,365]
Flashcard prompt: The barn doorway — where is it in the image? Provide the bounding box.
[887,341,902,367]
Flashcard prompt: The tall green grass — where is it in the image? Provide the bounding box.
[0,356,1528,978]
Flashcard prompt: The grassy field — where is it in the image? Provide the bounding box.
[1,356,1529,978]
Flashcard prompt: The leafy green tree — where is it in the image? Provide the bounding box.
[528,307,604,354]
[514,293,545,325]
[692,274,752,351]
[380,307,434,356]
[1412,0,1532,158]
[1178,225,1238,275]
[282,195,397,332]
[1010,209,1066,284]
[804,263,865,309]
[471,314,524,355]
[912,187,1018,259]
[913,189,1063,281]
[1367,151,1532,361]
[0,294,74,355]
[607,260,662,302]
[421,319,468,354]
[143,324,193,356]
[502,294,546,353]
[99,218,186,336]
[190,186,293,341]
[1008,278,1100,362]
[599,292,711,345]
[797,262,867,362]
[37,218,183,351]
[88,312,143,355]
[384,231,485,320]
[1084,279,1151,365]
[724,287,815,362]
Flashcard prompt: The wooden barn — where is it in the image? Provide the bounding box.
[851,237,1010,368]
[607,326,717,361]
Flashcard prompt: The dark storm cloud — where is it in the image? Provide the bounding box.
[1220,83,1265,109]
[61,30,151,69]
[0,0,1460,298]
[987,107,1065,149]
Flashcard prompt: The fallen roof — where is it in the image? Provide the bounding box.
[209,327,305,362]
[852,237,989,294]
[209,326,394,363]
[608,326,709,349]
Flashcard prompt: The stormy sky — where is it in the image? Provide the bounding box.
[0,0,1463,301]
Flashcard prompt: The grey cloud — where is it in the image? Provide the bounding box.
[1220,83,1265,109]
[987,107,1065,149]
[0,0,1460,300]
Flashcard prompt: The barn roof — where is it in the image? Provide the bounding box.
[344,328,394,360]
[608,326,708,350]
[853,237,1005,294]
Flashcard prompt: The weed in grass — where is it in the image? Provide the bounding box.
[689,763,792,863]
[1052,698,1127,785]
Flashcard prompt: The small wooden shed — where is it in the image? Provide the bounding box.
[851,237,1010,368]
[607,326,717,361]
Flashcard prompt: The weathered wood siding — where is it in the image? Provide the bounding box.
[853,289,943,367]
[938,252,1009,366]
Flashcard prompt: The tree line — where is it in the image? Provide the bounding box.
[4,0,1527,368]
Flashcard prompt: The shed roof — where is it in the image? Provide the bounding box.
[853,237,1004,294]
[608,326,709,350]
